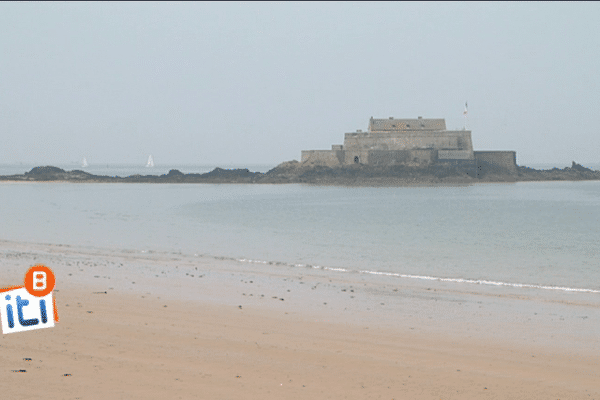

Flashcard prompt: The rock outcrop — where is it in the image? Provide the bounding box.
[515,162,600,182]
[1,161,598,185]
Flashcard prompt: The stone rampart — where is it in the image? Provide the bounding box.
[300,116,516,171]
[301,150,343,166]
[342,149,369,165]
[474,151,517,174]
[366,150,435,167]
[438,150,474,160]
[369,118,446,131]
[344,130,473,153]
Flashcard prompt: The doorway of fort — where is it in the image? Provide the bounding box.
[354,156,359,164]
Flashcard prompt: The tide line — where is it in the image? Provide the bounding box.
[359,270,600,293]
[232,257,599,294]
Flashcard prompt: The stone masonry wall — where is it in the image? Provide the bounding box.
[367,150,435,167]
[474,151,518,174]
[369,118,447,131]
[301,150,343,166]
[344,131,474,153]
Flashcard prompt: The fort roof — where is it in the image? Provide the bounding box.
[368,117,446,132]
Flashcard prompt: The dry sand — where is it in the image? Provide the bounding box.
[0,240,599,399]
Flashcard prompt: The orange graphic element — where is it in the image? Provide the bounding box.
[24,265,56,297]
[0,285,24,293]
[53,296,60,323]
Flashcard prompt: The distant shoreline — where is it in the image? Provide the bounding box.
[1,161,599,185]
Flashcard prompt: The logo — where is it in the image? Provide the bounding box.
[0,265,59,334]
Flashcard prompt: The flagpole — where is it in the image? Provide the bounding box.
[463,101,468,130]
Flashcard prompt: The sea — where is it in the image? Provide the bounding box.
[0,163,599,295]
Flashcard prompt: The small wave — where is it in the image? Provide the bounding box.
[358,270,600,293]
[231,256,600,294]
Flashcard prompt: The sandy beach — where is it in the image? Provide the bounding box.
[3,1,600,398]
[1,240,599,399]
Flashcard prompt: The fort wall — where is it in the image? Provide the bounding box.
[369,117,446,131]
[344,131,473,153]
[437,150,474,160]
[474,151,517,174]
[300,116,516,172]
[342,149,370,165]
[301,150,343,166]
[357,150,435,167]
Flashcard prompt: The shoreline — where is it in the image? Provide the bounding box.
[1,240,599,398]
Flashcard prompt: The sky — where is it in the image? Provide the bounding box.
[1,2,599,166]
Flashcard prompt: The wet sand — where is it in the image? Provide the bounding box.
[1,240,599,399]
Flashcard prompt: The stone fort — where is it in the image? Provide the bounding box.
[301,116,517,173]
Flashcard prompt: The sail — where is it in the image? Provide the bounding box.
[146,155,154,168]
[81,157,88,168]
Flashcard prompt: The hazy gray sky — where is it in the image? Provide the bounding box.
[1,2,599,166]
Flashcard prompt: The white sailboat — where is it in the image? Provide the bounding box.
[81,157,89,168]
[146,155,155,168]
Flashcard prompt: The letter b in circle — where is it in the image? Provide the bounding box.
[24,265,55,297]
[34,272,47,291]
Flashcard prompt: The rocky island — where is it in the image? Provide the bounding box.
[0,161,598,185]
[2,115,598,185]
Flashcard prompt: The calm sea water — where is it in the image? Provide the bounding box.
[1,170,599,292]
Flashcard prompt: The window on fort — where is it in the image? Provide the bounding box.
[406,124,410,128]
[354,156,359,164]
